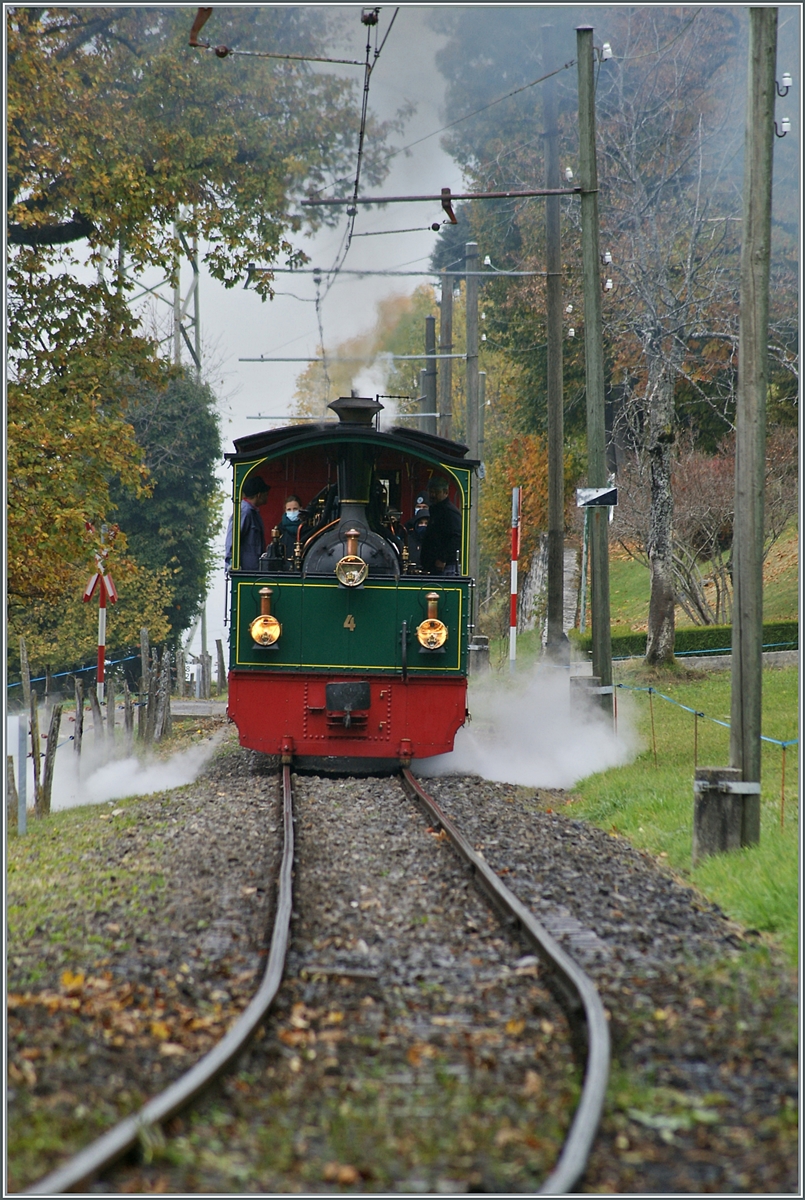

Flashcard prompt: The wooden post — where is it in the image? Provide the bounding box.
[577,25,613,715]
[29,692,41,813]
[570,676,601,709]
[88,686,104,749]
[693,767,745,865]
[19,637,31,712]
[73,678,84,758]
[543,22,566,661]
[216,640,226,693]
[106,670,115,744]
[439,272,453,440]
[7,756,19,833]
[730,7,777,841]
[45,664,53,709]
[123,680,134,752]
[423,314,437,437]
[164,652,173,737]
[38,703,63,817]
[139,627,150,741]
[176,648,186,698]
[466,241,480,618]
[154,649,172,741]
[146,647,159,745]
[17,711,28,835]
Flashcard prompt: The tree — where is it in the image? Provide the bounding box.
[429,7,797,663]
[590,8,746,662]
[7,7,398,293]
[109,373,223,645]
[612,429,798,627]
[7,5,403,674]
[7,256,154,612]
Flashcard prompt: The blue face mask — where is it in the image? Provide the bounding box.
[286,510,300,521]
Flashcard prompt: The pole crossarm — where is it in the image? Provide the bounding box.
[247,267,549,278]
[302,187,580,208]
[239,354,466,363]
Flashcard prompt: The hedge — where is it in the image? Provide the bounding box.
[570,620,798,660]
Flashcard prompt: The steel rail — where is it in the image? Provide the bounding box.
[401,769,610,1195]
[25,766,296,1195]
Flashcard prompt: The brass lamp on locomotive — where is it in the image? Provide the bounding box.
[226,395,478,772]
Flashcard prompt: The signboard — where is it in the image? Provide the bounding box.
[576,486,618,508]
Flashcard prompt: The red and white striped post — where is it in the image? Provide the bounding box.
[83,524,118,703]
[509,486,521,672]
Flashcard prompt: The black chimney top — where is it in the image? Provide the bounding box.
[328,395,383,426]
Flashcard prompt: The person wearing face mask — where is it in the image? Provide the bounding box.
[278,495,307,559]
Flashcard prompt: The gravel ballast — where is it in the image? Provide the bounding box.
[7,726,798,1193]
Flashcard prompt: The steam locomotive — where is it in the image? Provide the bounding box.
[225,395,478,772]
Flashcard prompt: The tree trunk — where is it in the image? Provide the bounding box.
[645,358,676,664]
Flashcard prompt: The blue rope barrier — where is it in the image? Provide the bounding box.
[615,682,799,749]
[7,655,140,689]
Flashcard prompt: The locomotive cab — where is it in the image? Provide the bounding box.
[226,396,478,772]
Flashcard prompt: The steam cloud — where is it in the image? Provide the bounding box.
[352,353,396,430]
[417,665,639,788]
[25,733,223,812]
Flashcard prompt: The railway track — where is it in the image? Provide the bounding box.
[26,765,609,1195]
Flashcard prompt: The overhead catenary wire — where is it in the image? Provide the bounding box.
[304,55,579,201]
[307,8,399,399]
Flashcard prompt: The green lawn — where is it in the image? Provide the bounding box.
[569,664,799,964]
[604,520,798,631]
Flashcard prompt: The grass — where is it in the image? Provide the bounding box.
[568,664,799,964]
[605,520,798,631]
[607,550,651,631]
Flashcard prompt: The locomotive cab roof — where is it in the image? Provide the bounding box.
[226,395,478,471]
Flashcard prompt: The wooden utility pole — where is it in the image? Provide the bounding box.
[423,315,437,436]
[543,23,566,660]
[730,7,777,841]
[577,25,613,714]
[439,272,453,440]
[465,242,481,607]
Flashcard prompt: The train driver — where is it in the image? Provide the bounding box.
[420,477,462,575]
[224,475,269,572]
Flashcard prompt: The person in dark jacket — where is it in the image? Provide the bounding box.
[224,475,269,571]
[277,494,307,560]
[420,477,462,575]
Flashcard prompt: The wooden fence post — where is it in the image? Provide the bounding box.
[88,686,104,749]
[29,692,41,813]
[106,670,115,744]
[139,628,150,741]
[7,757,19,833]
[145,648,159,745]
[154,649,172,742]
[38,703,63,818]
[216,640,226,693]
[20,637,31,712]
[74,679,84,758]
[693,767,746,865]
[123,681,134,753]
